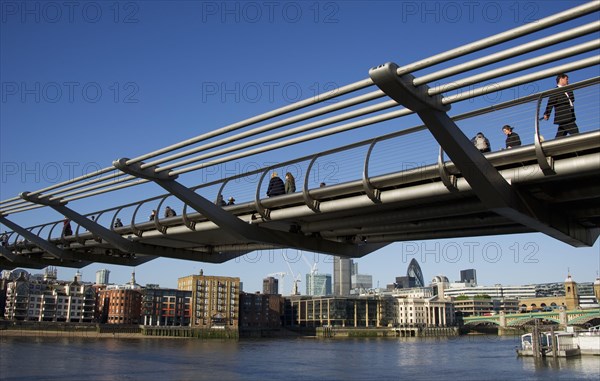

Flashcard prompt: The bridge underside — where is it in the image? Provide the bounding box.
[2,132,599,269]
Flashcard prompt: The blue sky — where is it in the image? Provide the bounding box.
[1,0,599,293]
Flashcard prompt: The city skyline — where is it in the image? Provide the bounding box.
[5,255,598,296]
[1,1,599,293]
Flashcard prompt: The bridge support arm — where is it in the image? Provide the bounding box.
[114,158,388,257]
[369,62,596,247]
[20,191,140,254]
[18,191,236,262]
[0,215,67,260]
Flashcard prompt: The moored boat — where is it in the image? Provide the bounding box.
[517,325,600,357]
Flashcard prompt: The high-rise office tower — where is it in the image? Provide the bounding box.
[460,269,477,285]
[263,276,279,294]
[306,273,332,296]
[333,257,352,296]
[95,269,110,285]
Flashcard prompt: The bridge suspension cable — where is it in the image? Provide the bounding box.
[1,1,599,219]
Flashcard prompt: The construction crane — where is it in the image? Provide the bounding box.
[285,260,301,296]
[302,252,318,275]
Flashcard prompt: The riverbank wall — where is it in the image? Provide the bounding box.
[1,321,460,340]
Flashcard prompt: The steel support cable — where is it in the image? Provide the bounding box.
[0,171,140,213]
[0,93,393,212]
[414,21,600,86]
[165,59,600,177]
[125,78,375,166]
[0,79,375,209]
[3,70,598,215]
[168,108,413,176]
[396,1,600,76]
[161,59,600,176]
[4,77,598,216]
[156,99,399,173]
[127,46,600,175]
[4,65,594,213]
[439,56,600,105]
[2,3,598,213]
[0,166,119,212]
[3,4,597,210]
[139,90,387,170]
[428,40,600,96]
[154,41,600,175]
[1,93,395,212]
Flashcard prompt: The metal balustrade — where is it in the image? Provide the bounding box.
[1,1,599,269]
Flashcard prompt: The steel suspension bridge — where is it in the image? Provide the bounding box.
[1,2,599,270]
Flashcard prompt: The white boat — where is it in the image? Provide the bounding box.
[517,325,600,357]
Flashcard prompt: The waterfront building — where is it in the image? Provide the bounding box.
[443,283,537,300]
[285,295,396,328]
[97,271,142,324]
[262,276,279,295]
[305,273,332,296]
[178,272,240,330]
[141,286,191,326]
[333,257,352,296]
[395,296,455,327]
[4,268,95,322]
[239,292,283,330]
[452,296,496,317]
[518,273,581,311]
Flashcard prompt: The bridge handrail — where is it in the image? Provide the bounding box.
[1,2,598,215]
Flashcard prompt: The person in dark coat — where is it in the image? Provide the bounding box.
[543,73,579,138]
[62,219,73,236]
[502,125,521,149]
[164,206,176,218]
[266,172,285,197]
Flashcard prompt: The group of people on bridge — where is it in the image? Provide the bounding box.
[471,73,579,154]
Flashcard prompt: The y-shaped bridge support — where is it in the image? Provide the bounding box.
[369,62,598,247]
[16,193,241,263]
[114,159,387,257]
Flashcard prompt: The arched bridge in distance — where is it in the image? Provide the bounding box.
[463,308,600,328]
[1,2,599,270]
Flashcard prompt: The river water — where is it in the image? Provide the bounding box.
[0,334,598,380]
